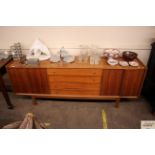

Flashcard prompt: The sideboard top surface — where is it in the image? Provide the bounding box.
[7,57,146,70]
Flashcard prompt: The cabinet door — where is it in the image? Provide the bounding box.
[121,69,145,97]
[8,68,49,94]
[101,69,123,96]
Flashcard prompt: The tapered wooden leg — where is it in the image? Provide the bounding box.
[0,74,14,109]
[115,98,120,108]
[32,96,37,105]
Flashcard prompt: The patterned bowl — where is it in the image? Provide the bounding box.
[122,51,137,61]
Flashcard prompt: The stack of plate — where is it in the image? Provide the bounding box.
[119,61,129,66]
[129,61,139,67]
[107,58,118,66]
[63,55,75,63]
[50,54,75,63]
[50,55,60,63]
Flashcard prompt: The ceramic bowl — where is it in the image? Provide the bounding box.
[122,51,137,61]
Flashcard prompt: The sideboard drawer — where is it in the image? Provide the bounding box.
[48,75,101,84]
[47,69,102,76]
[50,82,100,90]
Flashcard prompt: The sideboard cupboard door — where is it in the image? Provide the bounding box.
[8,68,49,94]
[101,69,123,95]
[8,68,27,93]
[121,69,145,97]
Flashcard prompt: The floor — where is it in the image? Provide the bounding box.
[0,92,155,129]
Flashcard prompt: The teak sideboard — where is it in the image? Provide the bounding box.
[6,58,146,107]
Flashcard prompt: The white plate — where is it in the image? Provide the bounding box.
[129,61,139,67]
[26,54,50,61]
[107,58,118,66]
[39,55,50,61]
[26,55,39,59]
[63,55,75,63]
[119,61,129,66]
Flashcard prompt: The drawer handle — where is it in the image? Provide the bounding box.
[64,88,81,91]
[10,65,16,68]
[52,86,80,89]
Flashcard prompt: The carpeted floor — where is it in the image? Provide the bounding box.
[0,92,155,129]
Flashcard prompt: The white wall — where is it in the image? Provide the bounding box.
[0,26,155,64]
